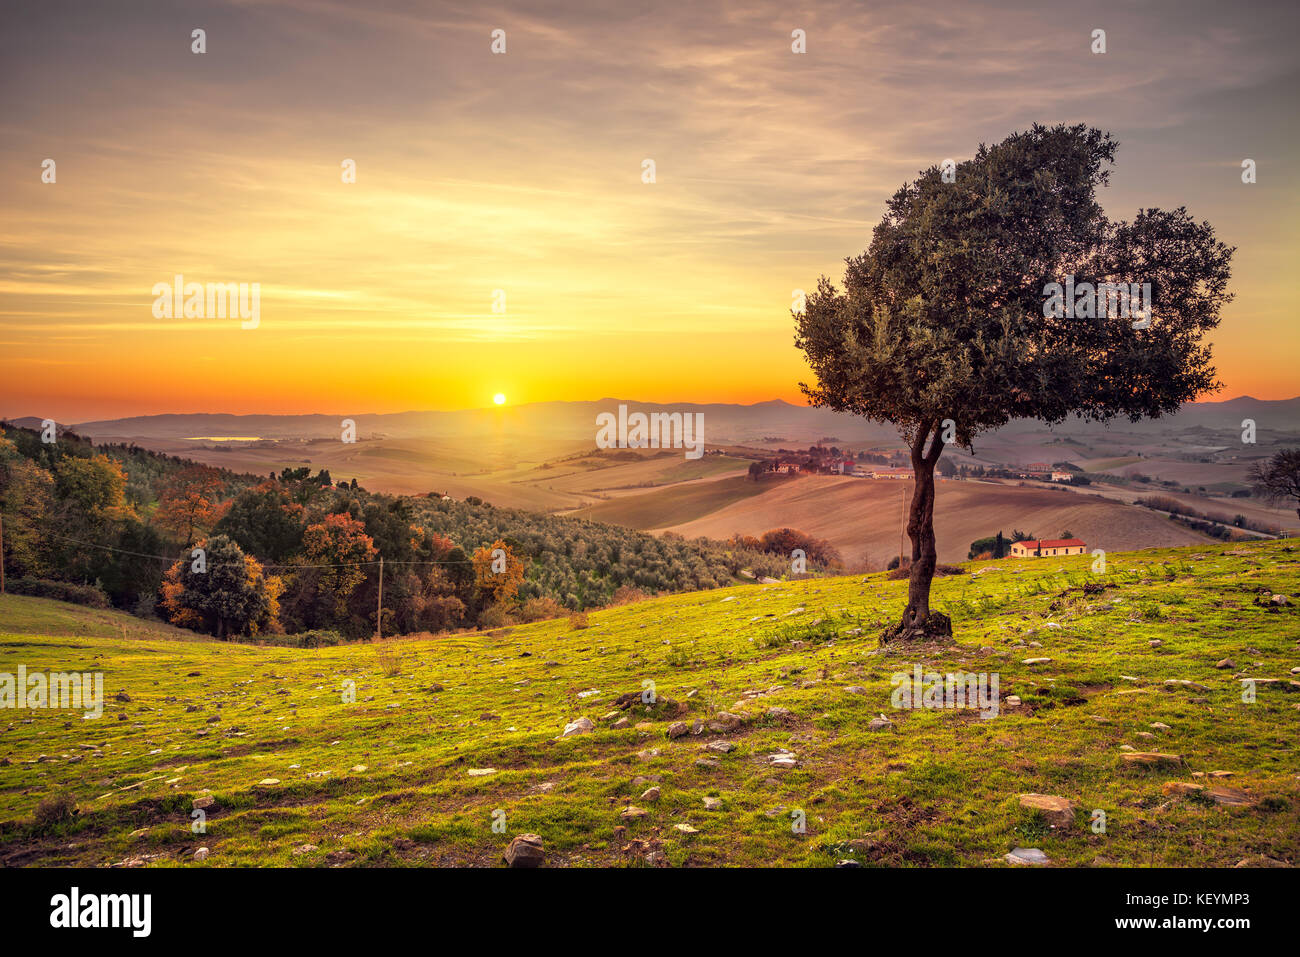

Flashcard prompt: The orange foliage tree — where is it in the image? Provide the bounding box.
[158,534,280,638]
[301,513,377,618]
[471,539,526,608]
[155,465,225,546]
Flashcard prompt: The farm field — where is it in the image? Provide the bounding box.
[570,472,789,528]
[108,435,753,512]
[1,540,1297,868]
[649,475,1216,566]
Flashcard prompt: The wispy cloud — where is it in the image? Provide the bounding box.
[1,0,1295,418]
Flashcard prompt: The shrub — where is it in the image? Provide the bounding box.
[479,604,512,629]
[757,527,840,565]
[608,585,649,606]
[7,577,110,609]
[1137,600,1164,621]
[376,647,402,676]
[568,611,590,630]
[665,646,691,667]
[517,596,566,623]
[298,629,344,648]
[132,592,158,619]
[255,628,344,647]
[32,793,78,831]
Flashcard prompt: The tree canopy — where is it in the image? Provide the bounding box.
[796,124,1234,639]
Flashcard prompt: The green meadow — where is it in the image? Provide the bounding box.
[1,540,1296,867]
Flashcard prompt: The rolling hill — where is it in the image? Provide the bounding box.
[2,540,1297,868]
[19,395,1299,447]
[578,474,1218,566]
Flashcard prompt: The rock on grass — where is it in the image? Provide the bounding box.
[561,717,595,737]
[504,833,545,868]
[1017,793,1075,827]
[1004,847,1049,865]
[1121,752,1182,767]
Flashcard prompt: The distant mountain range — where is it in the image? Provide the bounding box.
[7,395,1298,447]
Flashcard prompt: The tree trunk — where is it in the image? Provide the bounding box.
[883,422,953,642]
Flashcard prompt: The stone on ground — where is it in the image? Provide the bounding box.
[1004,847,1049,865]
[1121,751,1182,766]
[1017,793,1075,827]
[504,833,545,868]
[562,717,595,737]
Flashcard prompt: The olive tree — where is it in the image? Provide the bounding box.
[795,124,1233,640]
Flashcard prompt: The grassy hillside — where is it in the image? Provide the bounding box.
[0,594,205,642]
[1,540,1297,868]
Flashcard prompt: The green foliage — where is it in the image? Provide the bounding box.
[968,532,1008,560]
[796,123,1233,447]
[159,534,277,638]
[1,424,861,641]
[793,123,1233,629]
[215,483,305,562]
[4,577,110,608]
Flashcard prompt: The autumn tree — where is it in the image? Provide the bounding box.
[54,453,129,518]
[301,513,377,618]
[1249,449,1300,519]
[757,528,839,566]
[472,539,526,610]
[0,436,56,579]
[795,124,1233,640]
[159,534,280,638]
[155,465,225,546]
[0,437,54,578]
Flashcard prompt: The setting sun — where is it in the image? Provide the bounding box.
[493,393,507,406]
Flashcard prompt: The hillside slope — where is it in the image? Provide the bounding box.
[0,595,206,642]
[1,541,1297,868]
[655,475,1214,565]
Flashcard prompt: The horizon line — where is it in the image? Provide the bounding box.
[2,392,1295,426]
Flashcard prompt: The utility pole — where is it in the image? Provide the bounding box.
[375,556,383,640]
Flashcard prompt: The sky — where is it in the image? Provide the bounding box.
[1,0,1297,421]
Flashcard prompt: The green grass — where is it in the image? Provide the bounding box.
[1,540,1297,868]
[0,594,204,642]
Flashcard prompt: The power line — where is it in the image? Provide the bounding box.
[41,532,479,570]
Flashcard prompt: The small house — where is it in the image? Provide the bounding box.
[1010,538,1087,558]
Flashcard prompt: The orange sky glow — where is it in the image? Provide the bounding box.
[1,0,1296,422]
